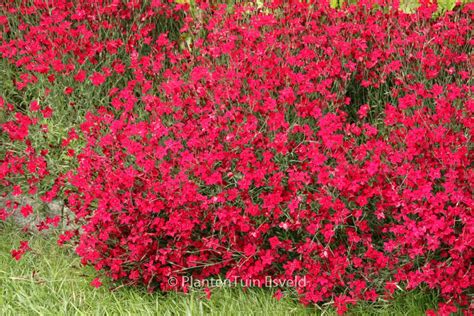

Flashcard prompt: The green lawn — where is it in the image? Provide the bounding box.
[0,223,443,316]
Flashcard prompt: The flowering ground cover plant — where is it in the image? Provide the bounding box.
[0,0,473,315]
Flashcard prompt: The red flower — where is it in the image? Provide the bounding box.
[11,241,30,260]
[74,70,86,83]
[41,107,53,118]
[90,278,102,288]
[273,290,283,301]
[30,100,40,112]
[90,72,106,86]
[20,205,33,218]
[204,287,212,300]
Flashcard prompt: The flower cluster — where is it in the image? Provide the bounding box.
[1,1,472,314]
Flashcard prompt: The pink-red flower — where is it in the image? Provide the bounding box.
[90,278,102,288]
[90,72,106,86]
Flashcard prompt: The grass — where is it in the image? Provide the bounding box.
[0,223,443,316]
